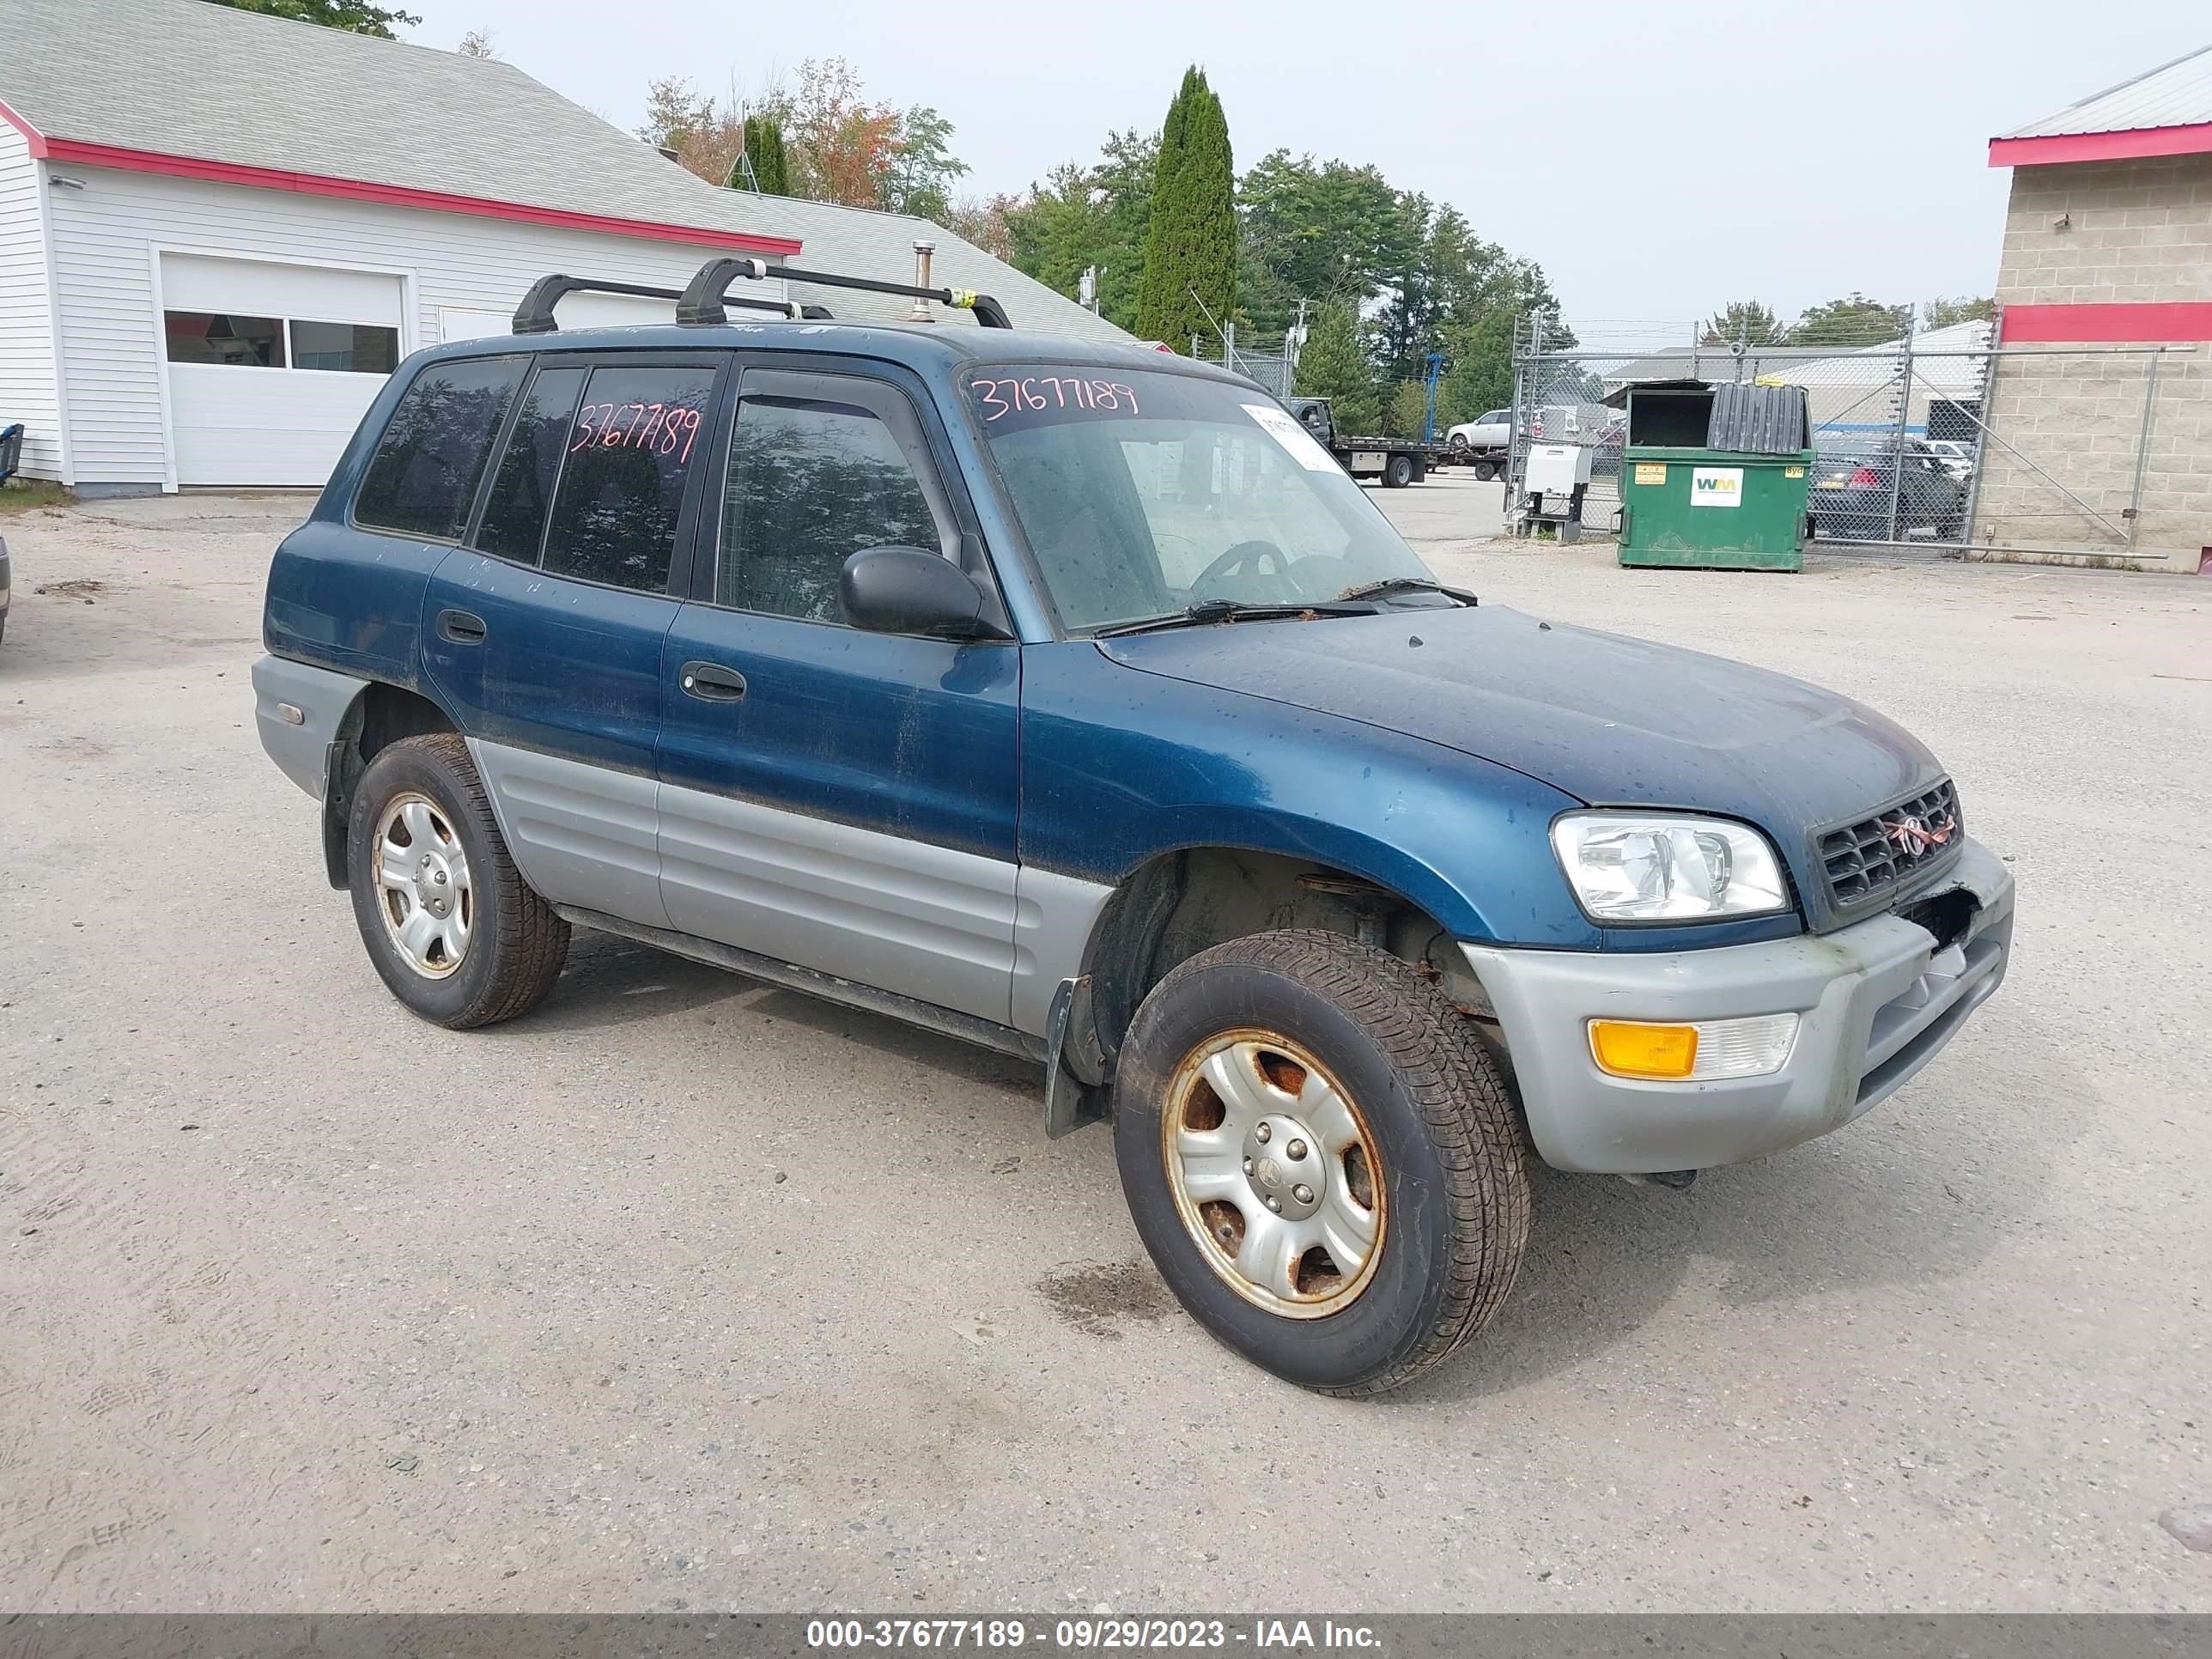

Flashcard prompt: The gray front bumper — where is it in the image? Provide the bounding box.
[1463,837,2015,1174]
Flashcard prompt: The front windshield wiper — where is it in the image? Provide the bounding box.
[1334,575,1478,606]
[1093,599,1378,638]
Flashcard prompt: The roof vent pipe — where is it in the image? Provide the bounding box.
[910,241,936,323]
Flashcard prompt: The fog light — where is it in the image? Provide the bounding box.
[1589,1013,1799,1081]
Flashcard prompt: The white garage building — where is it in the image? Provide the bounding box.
[0,0,1121,494]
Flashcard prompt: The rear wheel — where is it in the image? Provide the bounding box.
[1383,453,1416,489]
[1113,930,1530,1396]
[346,734,568,1029]
[1472,458,1498,482]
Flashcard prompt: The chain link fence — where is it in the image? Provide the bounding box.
[1510,319,2202,557]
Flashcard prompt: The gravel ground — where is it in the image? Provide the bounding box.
[0,481,2207,1613]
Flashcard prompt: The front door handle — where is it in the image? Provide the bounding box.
[678,661,747,703]
[437,608,488,645]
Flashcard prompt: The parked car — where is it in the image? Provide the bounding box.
[253,258,2014,1397]
[1811,439,1967,541]
[1924,439,1975,483]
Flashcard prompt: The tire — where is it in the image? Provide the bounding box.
[1472,459,1498,483]
[1112,929,1530,1396]
[1382,453,1415,489]
[1448,433,1469,453]
[345,733,569,1030]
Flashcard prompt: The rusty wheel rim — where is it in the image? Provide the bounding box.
[1159,1030,1386,1320]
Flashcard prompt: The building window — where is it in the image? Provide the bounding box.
[353,357,529,542]
[164,311,285,368]
[290,319,400,374]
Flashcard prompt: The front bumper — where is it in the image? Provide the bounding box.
[1462,837,2014,1173]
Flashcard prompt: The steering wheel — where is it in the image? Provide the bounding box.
[1190,539,1295,600]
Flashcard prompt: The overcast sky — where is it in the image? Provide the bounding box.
[403,0,2203,343]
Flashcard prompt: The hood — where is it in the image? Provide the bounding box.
[1097,604,1943,850]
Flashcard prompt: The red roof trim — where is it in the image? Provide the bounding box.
[0,96,49,155]
[2000,301,2212,343]
[1990,123,2212,167]
[33,135,803,256]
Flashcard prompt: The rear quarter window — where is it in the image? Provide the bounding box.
[538,364,718,592]
[353,356,528,540]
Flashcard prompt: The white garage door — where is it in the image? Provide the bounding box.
[161,254,406,486]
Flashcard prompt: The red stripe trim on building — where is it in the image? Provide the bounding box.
[2000,302,2212,343]
[0,97,49,155]
[1990,123,2212,167]
[21,131,801,256]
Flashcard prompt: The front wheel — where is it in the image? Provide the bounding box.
[346,734,569,1029]
[1113,930,1530,1396]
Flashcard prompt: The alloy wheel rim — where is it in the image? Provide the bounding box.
[1160,1030,1386,1319]
[374,793,472,979]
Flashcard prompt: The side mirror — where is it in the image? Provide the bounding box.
[840,546,1009,641]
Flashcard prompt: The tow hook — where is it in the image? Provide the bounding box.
[1620,1170,1698,1190]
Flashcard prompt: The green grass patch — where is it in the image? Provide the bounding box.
[0,478,69,514]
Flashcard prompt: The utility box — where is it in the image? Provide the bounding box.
[1613,380,1814,572]
[1525,443,1593,495]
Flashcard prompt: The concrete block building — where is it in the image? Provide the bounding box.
[1982,45,2212,567]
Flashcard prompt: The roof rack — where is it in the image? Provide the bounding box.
[510,274,830,336]
[510,252,1014,337]
[676,256,1013,329]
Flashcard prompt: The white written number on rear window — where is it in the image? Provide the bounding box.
[1243,404,1338,471]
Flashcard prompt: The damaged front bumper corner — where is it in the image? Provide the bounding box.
[1462,837,2015,1174]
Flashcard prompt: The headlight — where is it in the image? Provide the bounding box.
[1551,812,1790,923]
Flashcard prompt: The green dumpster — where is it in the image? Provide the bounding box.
[1613,379,1814,571]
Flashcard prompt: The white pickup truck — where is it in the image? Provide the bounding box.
[1443,408,1511,479]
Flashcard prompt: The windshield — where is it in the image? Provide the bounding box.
[968,368,1439,633]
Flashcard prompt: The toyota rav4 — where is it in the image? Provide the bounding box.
[252,258,2014,1396]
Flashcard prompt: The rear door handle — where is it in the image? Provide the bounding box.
[678,661,747,702]
[437,608,487,645]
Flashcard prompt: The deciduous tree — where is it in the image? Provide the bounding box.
[1922,295,1993,331]
[1788,293,1913,346]
[203,0,418,35]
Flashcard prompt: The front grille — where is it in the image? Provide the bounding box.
[1819,780,1962,908]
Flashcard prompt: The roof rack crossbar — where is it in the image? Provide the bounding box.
[677,257,1013,330]
[512,273,810,335]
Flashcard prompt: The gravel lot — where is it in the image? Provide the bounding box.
[1,478,2208,1613]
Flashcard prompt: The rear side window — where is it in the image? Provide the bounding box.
[539,364,718,592]
[354,356,526,540]
[476,366,587,563]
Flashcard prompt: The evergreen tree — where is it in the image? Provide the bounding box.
[1135,68,1233,349]
[732,115,790,195]
[1294,303,1378,434]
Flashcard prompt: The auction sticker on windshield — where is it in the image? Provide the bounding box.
[1243,403,1338,471]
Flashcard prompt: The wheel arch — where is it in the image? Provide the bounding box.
[1063,840,1497,1088]
[320,679,462,888]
